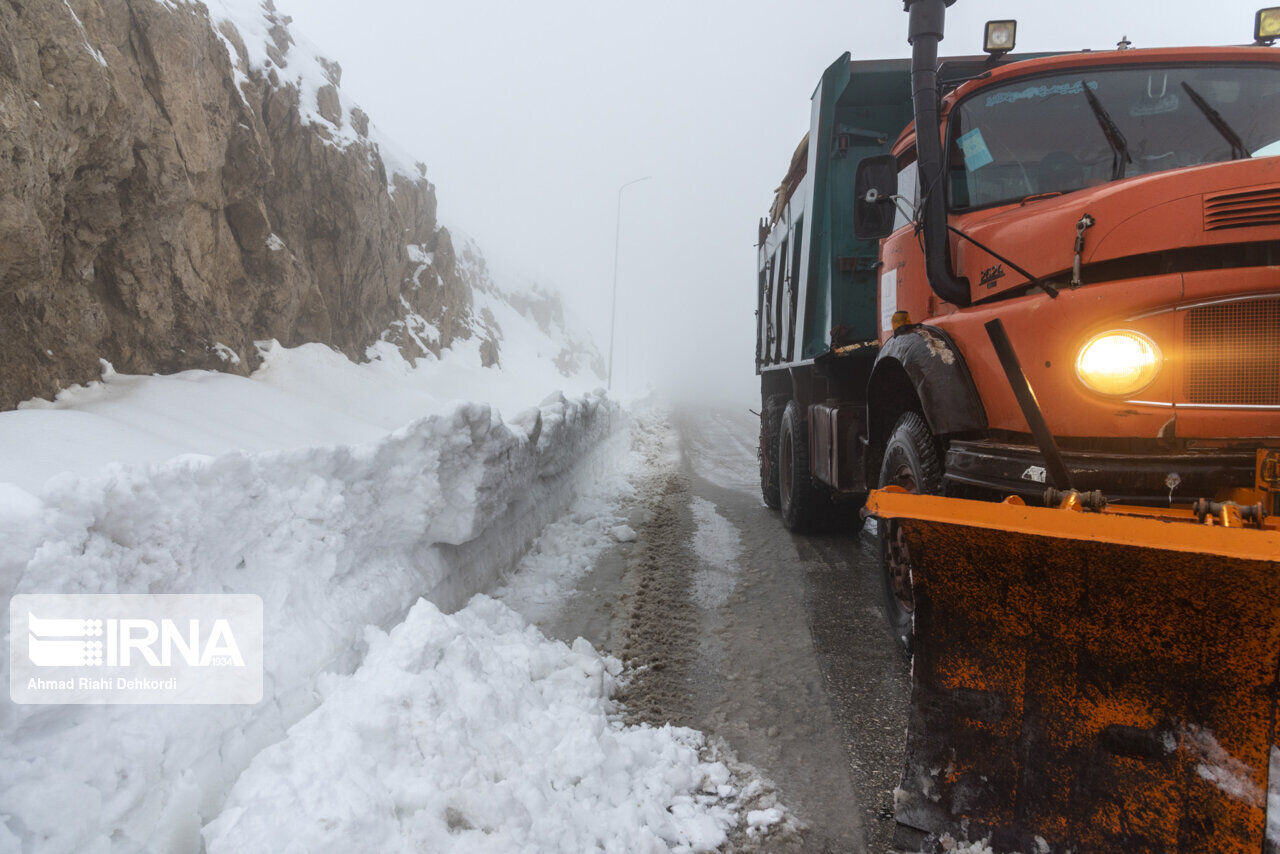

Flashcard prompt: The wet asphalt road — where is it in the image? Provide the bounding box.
[537,407,912,853]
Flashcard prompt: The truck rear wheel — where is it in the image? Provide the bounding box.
[759,395,787,509]
[877,411,943,656]
[779,401,827,532]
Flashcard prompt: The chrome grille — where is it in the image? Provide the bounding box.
[1204,186,1280,231]
[1183,297,1280,405]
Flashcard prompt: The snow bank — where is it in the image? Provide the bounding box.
[0,387,618,853]
[204,596,742,854]
[0,340,603,494]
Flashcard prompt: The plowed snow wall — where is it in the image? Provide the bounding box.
[0,392,619,853]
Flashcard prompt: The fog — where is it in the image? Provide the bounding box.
[275,0,1271,405]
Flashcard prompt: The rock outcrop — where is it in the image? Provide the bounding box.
[0,0,511,410]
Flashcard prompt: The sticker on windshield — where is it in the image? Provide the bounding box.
[985,80,1097,107]
[957,128,994,172]
[1130,94,1180,117]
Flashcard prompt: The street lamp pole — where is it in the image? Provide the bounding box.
[608,175,651,391]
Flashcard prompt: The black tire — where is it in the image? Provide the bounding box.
[779,401,827,532]
[877,411,943,656]
[759,395,787,510]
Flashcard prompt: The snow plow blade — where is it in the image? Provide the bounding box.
[866,488,1280,854]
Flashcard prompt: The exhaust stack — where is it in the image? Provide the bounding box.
[904,0,971,307]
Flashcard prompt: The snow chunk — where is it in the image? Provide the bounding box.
[1269,745,1280,849]
[211,342,241,365]
[610,523,637,543]
[405,243,434,266]
[747,807,784,829]
[265,233,285,251]
[203,596,740,853]
[1183,724,1264,807]
[938,836,1000,854]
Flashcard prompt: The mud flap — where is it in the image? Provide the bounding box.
[866,490,1280,854]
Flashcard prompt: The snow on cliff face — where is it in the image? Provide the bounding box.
[205,0,397,159]
[454,234,608,384]
[202,0,605,385]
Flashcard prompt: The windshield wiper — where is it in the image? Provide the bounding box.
[1081,81,1133,181]
[1181,82,1250,160]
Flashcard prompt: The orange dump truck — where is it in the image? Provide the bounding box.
[756,2,1280,850]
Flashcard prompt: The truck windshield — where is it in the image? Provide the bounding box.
[947,64,1280,211]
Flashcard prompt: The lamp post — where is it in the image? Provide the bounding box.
[608,175,651,391]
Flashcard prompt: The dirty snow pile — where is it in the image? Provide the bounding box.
[204,596,742,853]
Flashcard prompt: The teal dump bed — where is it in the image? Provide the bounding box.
[756,54,913,371]
[803,56,914,359]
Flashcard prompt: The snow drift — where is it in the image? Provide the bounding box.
[0,375,617,851]
[203,596,744,854]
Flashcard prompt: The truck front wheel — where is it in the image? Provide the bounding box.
[877,411,943,656]
[779,401,827,532]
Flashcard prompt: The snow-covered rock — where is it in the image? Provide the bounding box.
[611,524,639,543]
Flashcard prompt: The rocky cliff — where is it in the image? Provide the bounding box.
[0,0,595,410]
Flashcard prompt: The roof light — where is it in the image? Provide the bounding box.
[1257,7,1280,44]
[984,20,1017,55]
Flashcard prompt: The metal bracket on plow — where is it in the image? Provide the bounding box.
[1258,449,1280,517]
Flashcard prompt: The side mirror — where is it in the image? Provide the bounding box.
[853,154,899,240]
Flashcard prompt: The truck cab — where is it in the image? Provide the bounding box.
[882,47,1280,501]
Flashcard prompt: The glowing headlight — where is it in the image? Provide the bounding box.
[985,20,1017,54]
[1075,330,1162,397]
[1257,7,1280,43]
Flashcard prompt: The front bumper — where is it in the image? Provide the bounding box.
[945,440,1257,505]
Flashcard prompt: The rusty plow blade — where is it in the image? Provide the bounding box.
[867,488,1280,854]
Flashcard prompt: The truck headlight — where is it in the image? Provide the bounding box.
[1075,330,1162,397]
